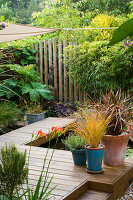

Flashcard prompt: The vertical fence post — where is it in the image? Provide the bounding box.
[73,42,78,101]
[44,41,48,84]
[48,39,53,85]
[39,41,43,81]
[79,90,83,102]
[53,39,57,99]
[63,40,67,102]
[69,42,73,102]
[35,42,39,71]
[59,39,63,101]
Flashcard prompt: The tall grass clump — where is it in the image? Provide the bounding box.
[72,110,112,148]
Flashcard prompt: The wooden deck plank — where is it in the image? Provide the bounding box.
[0,117,133,200]
[0,117,75,147]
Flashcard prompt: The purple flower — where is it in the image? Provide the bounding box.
[124,42,130,47]
[1,23,6,29]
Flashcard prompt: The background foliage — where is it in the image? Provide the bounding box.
[0,0,132,121]
[67,41,133,98]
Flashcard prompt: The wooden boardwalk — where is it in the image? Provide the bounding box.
[0,117,133,200]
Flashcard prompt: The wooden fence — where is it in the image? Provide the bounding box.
[32,39,87,102]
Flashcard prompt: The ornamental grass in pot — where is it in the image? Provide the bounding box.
[98,90,132,166]
[72,110,112,173]
[62,133,86,166]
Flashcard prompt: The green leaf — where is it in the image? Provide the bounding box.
[13,51,21,56]
[21,82,53,102]
[126,45,133,53]
[30,49,36,54]
[6,19,9,24]
[0,16,5,21]
[21,59,28,65]
[108,18,133,46]
[21,83,31,95]
[0,88,5,97]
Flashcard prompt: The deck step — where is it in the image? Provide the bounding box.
[61,179,113,200]
[77,189,112,200]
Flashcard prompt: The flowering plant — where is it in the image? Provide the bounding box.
[32,126,65,141]
[0,16,7,30]
[33,130,48,140]
[0,22,6,30]
[49,126,65,141]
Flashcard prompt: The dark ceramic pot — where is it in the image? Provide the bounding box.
[26,112,46,125]
[71,149,86,166]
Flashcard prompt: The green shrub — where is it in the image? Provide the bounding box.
[0,46,36,66]
[90,13,126,40]
[0,64,53,106]
[0,144,56,200]
[32,4,84,29]
[0,102,23,127]
[0,3,13,20]
[0,144,28,199]
[66,41,133,98]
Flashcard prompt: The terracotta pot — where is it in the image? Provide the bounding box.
[101,132,130,166]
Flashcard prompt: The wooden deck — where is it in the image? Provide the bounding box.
[0,117,133,200]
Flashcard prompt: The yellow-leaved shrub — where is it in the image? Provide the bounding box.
[90,13,126,40]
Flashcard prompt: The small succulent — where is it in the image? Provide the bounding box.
[62,133,86,151]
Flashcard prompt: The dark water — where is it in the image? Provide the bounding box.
[40,133,70,151]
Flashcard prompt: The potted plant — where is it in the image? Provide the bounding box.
[98,90,132,166]
[62,133,86,166]
[25,103,46,125]
[72,110,112,173]
[22,82,53,124]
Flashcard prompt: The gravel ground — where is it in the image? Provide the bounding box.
[118,183,133,200]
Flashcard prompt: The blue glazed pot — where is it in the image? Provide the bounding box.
[85,144,105,173]
[26,112,46,125]
[71,149,86,166]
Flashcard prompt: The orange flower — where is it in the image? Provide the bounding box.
[51,126,59,134]
[37,130,48,138]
